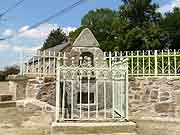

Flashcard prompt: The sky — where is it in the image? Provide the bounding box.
[0,0,179,70]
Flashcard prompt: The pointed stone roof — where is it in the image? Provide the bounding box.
[72,28,99,47]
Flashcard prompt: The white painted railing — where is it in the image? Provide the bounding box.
[20,50,58,77]
[106,49,180,76]
[55,52,128,122]
[20,49,180,77]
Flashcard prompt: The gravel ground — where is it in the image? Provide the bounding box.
[0,107,53,135]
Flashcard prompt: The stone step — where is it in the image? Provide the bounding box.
[52,121,136,135]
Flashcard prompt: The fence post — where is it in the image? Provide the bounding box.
[125,63,128,120]
[20,51,24,76]
[109,52,112,71]
[154,50,158,76]
[55,54,60,122]
[137,51,139,75]
[174,49,177,75]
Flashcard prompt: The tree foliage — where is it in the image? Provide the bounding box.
[61,1,180,51]
[0,71,5,81]
[42,28,67,50]
[4,65,20,76]
[119,0,161,26]
[160,8,180,49]
[70,8,130,51]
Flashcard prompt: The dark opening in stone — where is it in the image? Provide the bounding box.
[77,92,94,104]
[0,95,13,102]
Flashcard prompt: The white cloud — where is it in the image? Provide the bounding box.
[19,24,77,38]
[12,45,41,53]
[158,0,180,13]
[3,23,77,39]
[3,29,14,36]
[1,24,77,53]
[62,26,76,35]
[0,23,76,69]
[0,43,10,51]
[0,42,41,53]
[19,23,59,38]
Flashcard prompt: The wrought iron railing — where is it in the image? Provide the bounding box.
[55,53,128,121]
[20,49,180,77]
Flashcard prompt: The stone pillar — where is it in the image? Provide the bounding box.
[8,75,28,100]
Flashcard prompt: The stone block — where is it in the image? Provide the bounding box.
[24,103,42,113]
[150,90,158,99]
[161,92,169,97]
[155,102,175,113]
[175,91,180,105]
[52,121,137,134]
[135,95,140,100]
[145,89,150,96]
[155,103,170,113]
[44,77,55,83]
[160,96,169,102]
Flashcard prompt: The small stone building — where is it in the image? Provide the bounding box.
[59,28,113,117]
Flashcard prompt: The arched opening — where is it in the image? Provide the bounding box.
[79,52,94,67]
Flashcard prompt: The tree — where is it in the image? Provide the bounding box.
[160,7,180,49]
[119,0,161,26]
[69,8,129,51]
[42,28,67,50]
[4,65,20,76]
[4,65,20,77]
[144,25,170,50]
[0,71,5,81]
[69,1,176,51]
[118,0,169,50]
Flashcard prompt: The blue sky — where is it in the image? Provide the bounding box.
[0,0,179,69]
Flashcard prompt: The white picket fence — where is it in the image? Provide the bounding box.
[20,49,180,77]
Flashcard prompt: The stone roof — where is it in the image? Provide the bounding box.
[72,28,99,47]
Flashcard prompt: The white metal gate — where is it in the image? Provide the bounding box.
[112,60,128,119]
[55,52,128,122]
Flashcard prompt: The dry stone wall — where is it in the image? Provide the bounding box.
[129,77,180,119]
[26,77,56,106]
[9,75,180,119]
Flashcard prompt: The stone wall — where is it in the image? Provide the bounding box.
[9,75,180,119]
[26,77,56,106]
[135,118,180,135]
[129,76,180,119]
[36,80,56,106]
[26,78,43,98]
[8,75,28,100]
[8,76,56,106]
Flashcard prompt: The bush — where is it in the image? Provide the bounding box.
[0,71,5,81]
